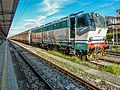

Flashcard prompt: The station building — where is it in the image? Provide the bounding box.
[106,9,120,33]
[106,9,120,42]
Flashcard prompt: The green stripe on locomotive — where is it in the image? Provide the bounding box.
[42,20,69,31]
[43,41,68,46]
[74,43,88,51]
[30,27,41,33]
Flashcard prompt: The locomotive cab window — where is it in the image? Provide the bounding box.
[77,16,87,27]
[93,16,106,27]
[99,18,106,26]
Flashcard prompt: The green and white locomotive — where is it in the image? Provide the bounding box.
[12,12,108,60]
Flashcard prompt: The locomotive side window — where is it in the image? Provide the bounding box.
[60,20,67,28]
[55,22,60,29]
[53,24,56,29]
[48,25,53,31]
[44,27,47,31]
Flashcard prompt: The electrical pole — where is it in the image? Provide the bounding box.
[112,18,115,45]
[112,0,116,45]
[116,28,118,44]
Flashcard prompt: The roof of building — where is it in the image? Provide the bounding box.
[0,0,19,38]
[106,16,115,19]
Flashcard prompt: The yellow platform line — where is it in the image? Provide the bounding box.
[1,42,8,90]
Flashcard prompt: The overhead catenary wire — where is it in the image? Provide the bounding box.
[39,0,64,20]
[13,0,28,26]
[13,0,120,29]
[14,0,64,27]
[79,1,97,11]
[91,1,120,12]
[13,0,98,27]
[106,0,119,15]
[46,0,64,13]
[14,0,33,27]
[39,0,96,21]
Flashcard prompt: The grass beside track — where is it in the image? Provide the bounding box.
[58,61,99,80]
[48,50,120,76]
[12,40,120,76]
[48,50,95,68]
[111,46,120,52]
[104,65,120,76]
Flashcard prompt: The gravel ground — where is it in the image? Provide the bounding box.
[12,42,91,90]
[11,41,120,90]
[9,43,51,90]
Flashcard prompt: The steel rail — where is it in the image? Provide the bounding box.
[30,50,100,90]
[9,41,54,90]
[89,60,109,67]
[10,41,101,90]
[105,52,120,56]
[98,57,120,64]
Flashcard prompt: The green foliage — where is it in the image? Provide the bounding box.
[39,50,120,76]
[106,33,113,39]
[61,62,80,73]
[48,50,94,67]
[107,32,120,39]
[112,46,120,52]
[105,65,120,75]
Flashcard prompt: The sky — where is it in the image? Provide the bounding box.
[8,0,120,37]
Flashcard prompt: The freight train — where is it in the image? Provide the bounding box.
[11,12,107,60]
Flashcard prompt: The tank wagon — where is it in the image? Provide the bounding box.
[11,12,107,60]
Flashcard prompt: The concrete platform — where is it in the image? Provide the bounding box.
[0,41,18,90]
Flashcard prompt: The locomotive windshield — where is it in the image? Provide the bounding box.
[90,14,106,27]
[76,14,90,36]
[77,15,89,28]
[98,17,106,26]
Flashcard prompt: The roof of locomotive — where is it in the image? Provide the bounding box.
[22,12,105,34]
[30,12,105,33]
[39,12,89,28]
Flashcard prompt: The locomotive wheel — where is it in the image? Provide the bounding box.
[97,49,104,57]
[102,48,105,56]
[82,55,87,60]
[87,52,97,60]
[80,52,87,60]
[75,51,83,60]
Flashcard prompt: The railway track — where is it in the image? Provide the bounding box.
[98,57,120,64]
[89,56,120,68]
[89,50,120,66]
[99,51,120,65]
[9,41,53,90]
[105,51,120,57]
[89,59,112,67]
[9,41,100,90]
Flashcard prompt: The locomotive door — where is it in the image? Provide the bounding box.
[70,17,75,38]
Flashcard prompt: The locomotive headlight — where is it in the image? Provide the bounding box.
[89,37,93,42]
